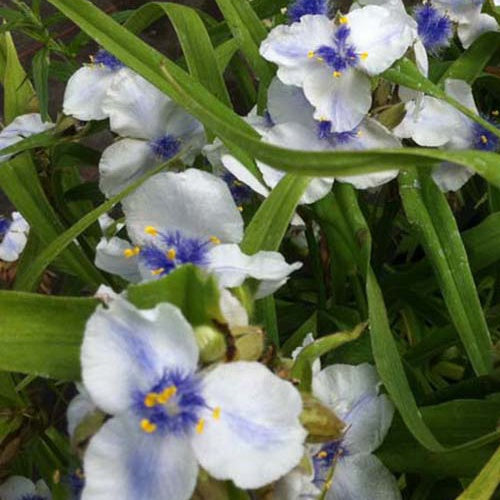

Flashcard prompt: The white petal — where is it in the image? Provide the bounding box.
[1,113,53,137]
[95,237,142,283]
[0,228,27,262]
[432,162,474,192]
[0,477,38,500]
[203,138,226,169]
[34,480,51,499]
[192,362,306,489]
[267,78,316,129]
[327,454,401,500]
[221,154,271,197]
[444,79,478,114]
[219,288,249,328]
[274,468,320,500]
[348,5,417,75]
[67,384,97,438]
[433,0,483,23]
[208,243,302,292]
[259,15,334,86]
[83,415,198,500]
[81,298,198,414]
[414,39,429,77]
[122,169,244,244]
[99,139,158,197]
[342,393,394,454]
[303,67,372,132]
[63,66,119,121]
[102,69,174,139]
[312,363,380,418]
[9,212,29,232]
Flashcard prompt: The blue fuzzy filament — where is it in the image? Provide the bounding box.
[133,369,205,435]
[288,0,328,23]
[315,25,358,73]
[415,4,452,52]
[149,134,181,160]
[0,216,10,236]
[312,439,349,487]
[317,120,359,145]
[221,171,253,206]
[92,49,124,71]
[140,230,211,277]
[471,122,499,151]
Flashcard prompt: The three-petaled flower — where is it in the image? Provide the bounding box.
[0,212,30,262]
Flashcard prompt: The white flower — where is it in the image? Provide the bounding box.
[0,476,51,500]
[221,79,401,196]
[0,114,54,163]
[95,169,301,298]
[394,79,498,191]
[67,383,98,439]
[80,298,306,499]
[0,212,30,262]
[63,50,129,121]
[260,7,417,132]
[99,70,205,197]
[276,363,399,500]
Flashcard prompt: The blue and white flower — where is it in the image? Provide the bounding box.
[394,78,498,191]
[287,0,329,23]
[80,298,306,499]
[260,6,417,132]
[0,476,51,500]
[275,363,399,500]
[95,169,301,297]
[63,50,129,121]
[0,114,54,163]
[221,79,401,195]
[0,212,30,262]
[98,70,205,197]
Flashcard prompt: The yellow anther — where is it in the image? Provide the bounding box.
[212,407,221,420]
[360,52,369,60]
[196,418,205,434]
[357,130,363,137]
[492,110,499,117]
[307,50,315,59]
[320,116,329,122]
[317,451,328,459]
[333,71,342,78]
[157,385,177,404]
[144,393,158,408]
[140,419,157,433]
[145,225,159,236]
[210,235,221,245]
[481,135,489,144]
[233,179,244,187]
[123,246,140,258]
[325,479,333,490]
[151,268,164,276]
[237,206,244,212]
[317,56,324,62]
[339,16,348,24]
[167,248,177,260]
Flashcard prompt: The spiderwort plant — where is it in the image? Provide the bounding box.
[0,476,51,500]
[260,5,417,131]
[0,212,30,262]
[80,298,306,499]
[95,169,301,297]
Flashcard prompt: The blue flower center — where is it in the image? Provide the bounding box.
[139,229,213,277]
[0,216,11,241]
[317,120,359,144]
[415,5,452,52]
[133,370,205,436]
[312,440,349,487]
[288,0,328,23]
[221,171,253,206]
[313,25,361,75]
[149,134,181,160]
[65,470,85,498]
[92,49,124,71]
[472,122,499,151]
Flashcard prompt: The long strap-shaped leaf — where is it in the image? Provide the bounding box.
[45,0,500,188]
[399,169,492,375]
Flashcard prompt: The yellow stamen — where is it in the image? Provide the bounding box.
[140,419,157,433]
[144,392,158,408]
[317,451,328,459]
[360,52,369,60]
[307,50,315,59]
[492,110,499,117]
[481,135,489,144]
[333,71,342,78]
[157,385,177,404]
[233,180,244,187]
[339,16,348,24]
[167,248,177,260]
[196,418,205,434]
[316,56,324,62]
[325,479,333,490]
[145,225,159,236]
[357,130,363,137]
[123,246,140,258]
[151,268,164,276]
[212,407,221,420]
[237,206,243,212]
[210,235,221,245]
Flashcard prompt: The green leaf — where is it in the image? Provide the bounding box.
[31,47,50,121]
[0,291,97,380]
[127,265,223,326]
[399,169,492,375]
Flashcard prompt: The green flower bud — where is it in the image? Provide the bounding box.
[300,393,345,443]
[194,325,226,363]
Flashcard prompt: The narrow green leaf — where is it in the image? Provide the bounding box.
[32,47,50,122]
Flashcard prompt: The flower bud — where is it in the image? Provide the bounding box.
[194,325,226,363]
[300,393,345,443]
[232,326,265,361]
